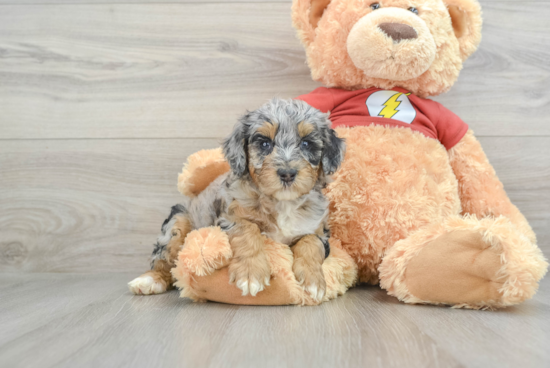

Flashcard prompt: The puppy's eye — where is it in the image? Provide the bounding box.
[370,3,381,10]
[301,140,310,149]
[409,7,419,15]
[260,141,272,150]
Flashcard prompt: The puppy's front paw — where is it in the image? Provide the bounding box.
[128,275,167,295]
[229,256,271,296]
[293,259,326,302]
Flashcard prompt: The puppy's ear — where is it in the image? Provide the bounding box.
[222,114,250,178]
[322,128,345,175]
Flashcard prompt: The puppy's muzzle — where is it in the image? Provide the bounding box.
[277,168,297,184]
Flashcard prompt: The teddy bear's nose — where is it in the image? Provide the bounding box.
[378,23,418,42]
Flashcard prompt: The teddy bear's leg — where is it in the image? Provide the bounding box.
[378,215,548,309]
[177,148,229,197]
[449,130,537,244]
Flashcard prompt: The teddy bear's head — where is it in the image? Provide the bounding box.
[292,0,482,97]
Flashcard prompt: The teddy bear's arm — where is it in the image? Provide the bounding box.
[448,130,537,244]
[177,148,230,197]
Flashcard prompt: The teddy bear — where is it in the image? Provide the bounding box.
[171,0,548,308]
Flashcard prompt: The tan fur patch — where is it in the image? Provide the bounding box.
[145,214,195,288]
[192,267,292,305]
[186,161,230,196]
[251,147,320,201]
[167,215,194,264]
[252,151,285,197]
[293,163,320,197]
[248,162,258,184]
[448,5,468,39]
[292,0,483,97]
[227,219,272,294]
[256,122,279,140]
[292,234,326,299]
[449,130,537,244]
[308,0,332,29]
[177,147,227,197]
[228,197,277,234]
[145,262,172,290]
[297,121,315,137]
[405,230,503,305]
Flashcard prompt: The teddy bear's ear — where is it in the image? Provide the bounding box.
[292,0,333,45]
[443,0,483,61]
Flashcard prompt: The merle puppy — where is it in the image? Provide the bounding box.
[129,98,345,301]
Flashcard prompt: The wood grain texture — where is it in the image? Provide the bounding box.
[0,0,539,4]
[0,0,278,3]
[0,3,315,140]
[0,1,548,366]
[0,273,548,368]
[0,2,549,139]
[0,138,220,273]
[0,137,548,273]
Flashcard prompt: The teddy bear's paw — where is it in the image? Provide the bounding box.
[293,259,326,302]
[381,215,549,309]
[128,275,167,295]
[228,256,271,297]
[404,229,504,307]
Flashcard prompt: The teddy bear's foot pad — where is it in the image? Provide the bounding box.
[405,230,504,306]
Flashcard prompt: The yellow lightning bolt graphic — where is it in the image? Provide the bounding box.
[379,93,403,119]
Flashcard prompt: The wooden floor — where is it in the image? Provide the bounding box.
[0,273,548,368]
[1,0,549,367]
[0,0,549,273]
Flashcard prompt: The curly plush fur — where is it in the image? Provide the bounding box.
[292,0,482,97]
[140,0,548,308]
[171,149,358,306]
[172,227,357,305]
[130,99,356,303]
[286,0,547,309]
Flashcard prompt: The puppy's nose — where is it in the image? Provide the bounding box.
[378,23,417,42]
[277,169,297,184]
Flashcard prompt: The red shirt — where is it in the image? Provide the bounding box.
[296,87,468,149]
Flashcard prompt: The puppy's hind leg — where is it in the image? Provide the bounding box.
[128,261,172,295]
[129,205,193,295]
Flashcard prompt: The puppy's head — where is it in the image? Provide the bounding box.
[223,99,345,201]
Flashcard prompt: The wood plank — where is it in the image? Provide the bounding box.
[0,137,548,274]
[0,273,548,368]
[477,136,550,256]
[0,274,128,347]
[0,0,290,4]
[0,138,220,273]
[0,2,549,139]
[378,279,550,368]
[433,1,550,132]
[0,0,538,6]
[0,3,317,140]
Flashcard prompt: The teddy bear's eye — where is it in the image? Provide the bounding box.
[409,7,419,15]
[370,3,381,10]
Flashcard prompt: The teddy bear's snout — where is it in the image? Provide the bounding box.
[346,7,437,82]
[378,23,417,42]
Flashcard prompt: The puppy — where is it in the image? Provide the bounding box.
[128,98,345,301]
